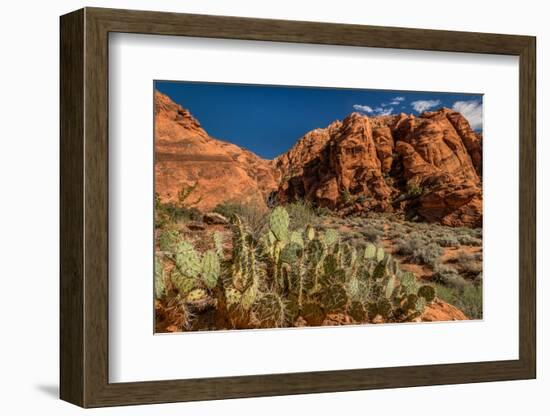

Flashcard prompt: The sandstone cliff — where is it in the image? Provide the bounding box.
[155,91,482,227]
[155,91,277,211]
[274,109,482,227]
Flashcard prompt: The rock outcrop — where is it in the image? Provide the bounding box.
[274,109,482,227]
[155,91,277,211]
[155,91,482,228]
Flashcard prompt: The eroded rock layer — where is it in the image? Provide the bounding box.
[274,109,482,227]
[155,91,482,227]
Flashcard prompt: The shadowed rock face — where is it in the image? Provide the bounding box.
[155,91,482,227]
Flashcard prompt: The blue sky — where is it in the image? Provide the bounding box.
[155,81,482,160]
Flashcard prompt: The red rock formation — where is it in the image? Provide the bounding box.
[421,299,469,321]
[155,91,277,211]
[155,90,482,228]
[275,108,482,227]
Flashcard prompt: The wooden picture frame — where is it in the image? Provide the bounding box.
[60,7,536,408]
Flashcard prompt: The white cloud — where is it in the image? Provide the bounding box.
[452,100,483,130]
[389,96,405,105]
[411,99,441,113]
[353,104,374,113]
[374,107,394,116]
[353,103,394,116]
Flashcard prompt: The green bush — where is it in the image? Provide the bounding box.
[285,200,319,230]
[406,179,423,198]
[432,263,468,288]
[435,282,482,320]
[396,233,442,266]
[454,251,482,276]
[434,233,460,247]
[213,202,268,238]
[360,225,384,242]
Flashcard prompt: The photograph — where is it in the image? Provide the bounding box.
[153,81,483,332]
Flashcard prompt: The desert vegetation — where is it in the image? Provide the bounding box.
[153,90,483,331]
[155,188,481,332]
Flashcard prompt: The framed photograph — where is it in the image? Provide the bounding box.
[60,7,536,408]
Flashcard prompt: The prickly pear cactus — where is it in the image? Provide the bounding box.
[154,255,166,299]
[324,229,339,247]
[376,247,385,262]
[418,285,436,302]
[415,296,427,314]
[213,232,224,258]
[305,225,316,241]
[201,250,220,289]
[269,207,290,241]
[225,287,242,307]
[159,230,180,253]
[400,272,418,295]
[185,288,210,310]
[364,243,377,260]
[171,267,196,295]
[372,261,387,280]
[175,241,202,279]
[290,231,304,247]
[385,275,397,299]
[280,242,302,264]
[323,254,338,276]
[306,238,325,265]
[241,283,258,311]
[320,283,349,312]
[255,292,286,327]
[376,297,393,319]
[348,300,367,322]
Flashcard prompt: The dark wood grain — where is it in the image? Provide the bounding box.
[59,8,84,406]
[60,7,537,408]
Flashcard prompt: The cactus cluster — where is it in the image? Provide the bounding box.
[155,206,438,330]
[155,233,222,313]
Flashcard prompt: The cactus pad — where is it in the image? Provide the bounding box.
[255,293,286,327]
[320,283,349,312]
[364,243,377,259]
[324,229,339,247]
[225,287,242,307]
[175,241,202,278]
[154,256,166,299]
[269,207,290,241]
[348,300,367,322]
[201,250,220,289]
[171,267,196,295]
[418,285,436,302]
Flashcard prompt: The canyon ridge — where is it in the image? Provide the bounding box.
[155,90,482,228]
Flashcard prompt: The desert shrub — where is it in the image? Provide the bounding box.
[456,234,482,246]
[435,282,482,320]
[155,194,202,228]
[410,243,442,266]
[432,263,468,288]
[314,206,333,217]
[434,233,460,247]
[163,204,202,222]
[406,179,423,198]
[341,189,353,205]
[360,225,384,242]
[285,200,319,230]
[454,251,482,276]
[213,202,268,238]
[396,233,442,266]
